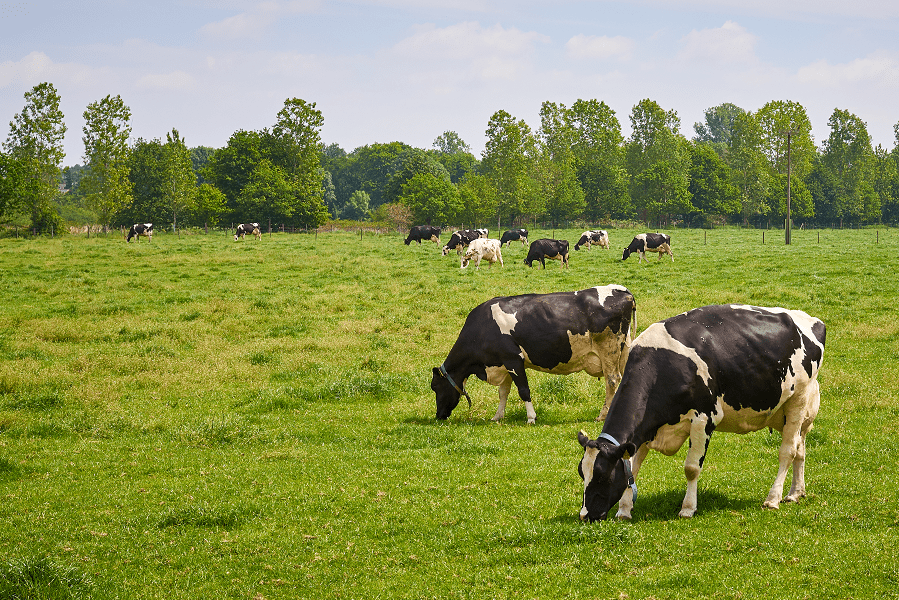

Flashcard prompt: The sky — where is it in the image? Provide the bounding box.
[2,0,898,166]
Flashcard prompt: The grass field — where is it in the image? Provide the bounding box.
[0,226,897,599]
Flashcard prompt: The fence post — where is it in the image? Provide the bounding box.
[704,230,707,245]
[762,231,765,245]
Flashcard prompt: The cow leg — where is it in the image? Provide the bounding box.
[786,380,820,502]
[680,412,712,518]
[504,364,536,424]
[491,376,513,422]
[497,249,503,267]
[615,444,649,519]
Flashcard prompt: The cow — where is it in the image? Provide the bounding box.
[524,239,570,269]
[442,229,481,256]
[405,225,441,245]
[474,228,488,238]
[500,228,529,248]
[126,223,153,242]
[576,304,826,522]
[235,223,261,241]
[432,285,636,424]
[461,238,504,270]
[575,230,609,251]
[622,233,673,263]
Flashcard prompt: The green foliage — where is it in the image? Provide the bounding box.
[399,172,460,225]
[343,190,371,220]
[80,94,133,227]
[482,109,539,225]
[688,142,741,223]
[162,128,197,231]
[3,82,67,231]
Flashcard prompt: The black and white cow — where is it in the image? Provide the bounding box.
[235,223,261,241]
[622,233,673,263]
[500,228,529,247]
[474,228,489,238]
[577,304,825,521]
[405,225,441,245]
[575,230,609,251]
[126,223,153,242]
[432,285,636,424]
[461,238,503,270]
[524,239,570,269]
[442,229,481,256]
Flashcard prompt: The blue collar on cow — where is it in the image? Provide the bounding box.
[439,363,472,408]
[599,433,638,504]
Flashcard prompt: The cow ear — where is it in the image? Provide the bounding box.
[619,442,637,460]
[433,367,444,379]
[577,430,591,448]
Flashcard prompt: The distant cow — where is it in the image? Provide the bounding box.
[126,223,153,243]
[576,305,825,521]
[575,230,609,251]
[524,239,570,269]
[474,228,489,238]
[461,238,504,270]
[442,230,481,256]
[235,223,261,241]
[405,225,441,245]
[622,233,672,263]
[500,228,529,247]
[433,285,636,424]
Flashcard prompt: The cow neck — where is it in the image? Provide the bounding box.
[597,433,638,503]
[439,362,471,408]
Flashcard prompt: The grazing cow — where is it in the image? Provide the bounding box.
[235,223,261,241]
[126,223,153,243]
[575,230,609,251]
[500,228,529,247]
[461,238,504,270]
[442,229,481,256]
[576,304,826,521]
[405,225,441,245]
[622,233,673,263]
[432,285,636,424]
[474,228,489,238]
[524,239,570,269]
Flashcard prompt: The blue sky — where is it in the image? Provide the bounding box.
[2,0,898,165]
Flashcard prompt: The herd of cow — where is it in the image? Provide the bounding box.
[404,225,675,269]
[417,226,825,522]
[126,220,826,523]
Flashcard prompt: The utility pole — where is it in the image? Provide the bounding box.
[782,128,800,245]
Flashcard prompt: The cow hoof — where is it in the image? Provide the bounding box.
[526,418,536,425]
[615,510,632,520]
[762,500,780,510]
[678,509,696,518]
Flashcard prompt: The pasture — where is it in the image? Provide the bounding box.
[0,226,896,599]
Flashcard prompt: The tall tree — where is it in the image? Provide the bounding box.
[432,131,471,154]
[625,99,693,224]
[822,108,878,223]
[728,111,772,226]
[537,101,585,225]
[162,128,196,232]
[80,94,132,229]
[126,138,168,225]
[399,173,461,225]
[0,150,31,223]
[687,142,740,224]
[693,103,746,153]
[4,82,66,231]
[383,148,452,206]
[267,98,326,217]
[203,130,264,215]
[756,100,815,180]
[481,109,538,227]
[567,99,630,219]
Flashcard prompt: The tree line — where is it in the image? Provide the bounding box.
[2,82,899,235]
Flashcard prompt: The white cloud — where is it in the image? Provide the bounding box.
[677,21,757,65]
[199,0,319,40]
[797,51,899,89]
[565,34,634,61]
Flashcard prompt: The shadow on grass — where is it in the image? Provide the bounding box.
[0,556,96,600]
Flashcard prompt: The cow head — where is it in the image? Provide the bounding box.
[621,247,632,261]
[432,366,462,419]
[577,431,637,521]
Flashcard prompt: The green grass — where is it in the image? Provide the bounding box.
[0,226,897,599]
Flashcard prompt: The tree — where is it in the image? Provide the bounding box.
[236,159,296,224]
[822,108,877,223]
[190,146,215,185]
[433,131,471,154]
[457,173,497,229]
[321,170,338,218]
[537,101,585,225]
[756,100,815,180]
[333,142,412,209]
[194,183,227,227]
[4,82,66,232]
[399,173,461,225]
[693,103,746,155]
[203,130,264,215]
[80,94,132,229]
[567,99,630,219]
[481,110,538,227]
[126,138,168,225]
[383,148,452,206]
[162,128,196,232]
[625,99,693,224]
[728,111,772,226]
[687,142,740,225]
[0,150,30,223]
[342,190,370,220]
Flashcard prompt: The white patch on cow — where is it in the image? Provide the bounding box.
[634,322,712,385]
[593,284,628,307]
[579,446,599,518]
[490,302,517,335]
